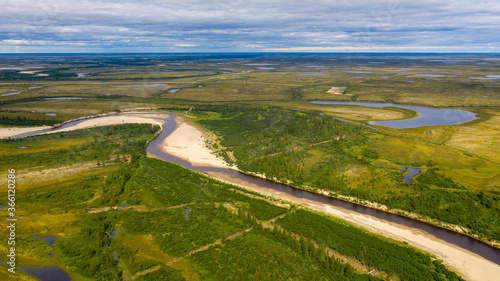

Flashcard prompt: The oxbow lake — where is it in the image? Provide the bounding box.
[309,101,478,129]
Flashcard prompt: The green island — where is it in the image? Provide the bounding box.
[0,54,499,280]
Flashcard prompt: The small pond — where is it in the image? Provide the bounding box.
[19,266,71,281]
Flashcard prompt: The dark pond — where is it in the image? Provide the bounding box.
[19,266,72,281]
[109,229,117,238]
[44,236,57,247]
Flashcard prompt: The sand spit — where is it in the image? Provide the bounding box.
[0,126,52,139]
[0,112,168,139]
[161,116,233,169]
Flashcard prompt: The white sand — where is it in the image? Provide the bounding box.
[0,113,168,139]
[161,117,232,169]
[207,171,500,281]
[0,126,52,139]
[53,114,166,133]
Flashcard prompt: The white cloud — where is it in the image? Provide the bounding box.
[0,0,498,52]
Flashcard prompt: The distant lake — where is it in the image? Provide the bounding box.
[300,73,328,76]
[415,74,449,77]
[309,101,478,129]
[469,75,500,80]
[168,89,180,93]
[113,83,168,88]
[244,63,276,66]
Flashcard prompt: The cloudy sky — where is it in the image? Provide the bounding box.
[1,0,499,53]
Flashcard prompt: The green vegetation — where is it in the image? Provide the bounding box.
[0,123,159,169]
[136,266,185,281]
[194,106,500,243]
[122,205,253,256]
[416,168,465,189]
[197,107,371,185]
[276,210,464,281]
[189,229,379,281]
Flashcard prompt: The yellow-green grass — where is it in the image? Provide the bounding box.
[0,236,92,281]
[0,209,84,269]
[15,164,117,192]
[348,165,412,197]
[377,125,453,144]
[162,79,293,101]
[302,149,325,170]
[123,234,174,265]
[33,82,172,99]
[0,111,75,126]
[257,100,418,121]
[0,266,38,281]
[0,84,32,95]
[0,138,94,157]
[446,109,500,164]
[80,70,217,80]
[0,84,45,102]
[118,232,199,280]
[3,99,161,116]
[171,259,200,281]
[118,232,202,280]
[375,136,500,189]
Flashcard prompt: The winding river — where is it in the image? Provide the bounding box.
[11,111,500,281]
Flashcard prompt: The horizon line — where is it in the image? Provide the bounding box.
[1,51,500,55]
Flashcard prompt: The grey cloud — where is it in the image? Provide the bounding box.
[0,0,499,52]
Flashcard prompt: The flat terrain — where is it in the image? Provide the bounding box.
[0,53,498,280]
